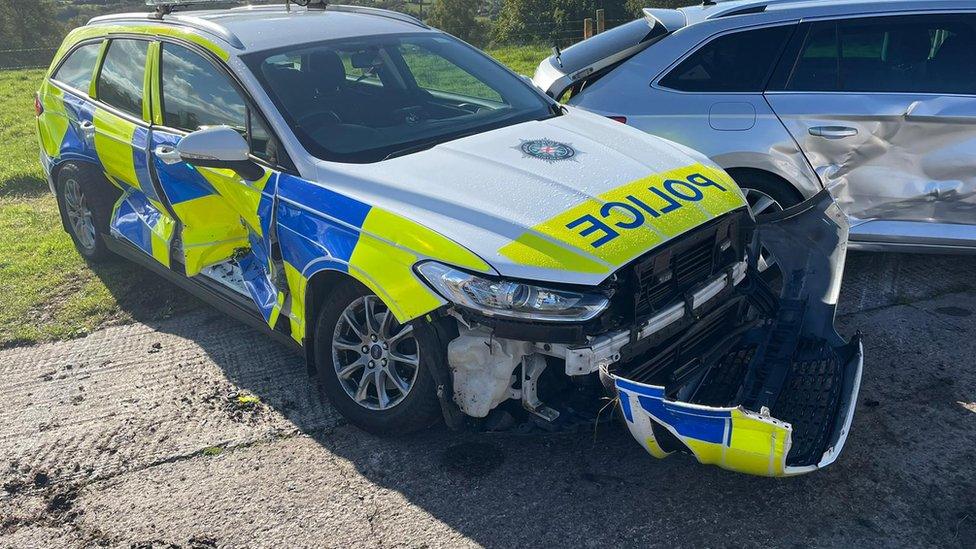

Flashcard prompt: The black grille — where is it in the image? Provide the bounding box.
[630,211,743,319]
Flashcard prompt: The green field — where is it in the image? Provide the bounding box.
[0,45,550,348]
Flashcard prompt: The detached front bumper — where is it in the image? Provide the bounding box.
[609,190,863,477]
[615,341,862,476]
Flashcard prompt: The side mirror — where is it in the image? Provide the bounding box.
[175,126,264,181]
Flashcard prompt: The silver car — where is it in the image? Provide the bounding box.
[534,0,976,253]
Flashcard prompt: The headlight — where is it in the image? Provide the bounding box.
[416,261,610,322]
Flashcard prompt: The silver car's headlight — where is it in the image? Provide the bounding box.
[416,261,610,322]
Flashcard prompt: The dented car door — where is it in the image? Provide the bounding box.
[149,41,285,326]
[765,13,976,249]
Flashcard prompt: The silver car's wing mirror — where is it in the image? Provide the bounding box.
[173,125,264,181]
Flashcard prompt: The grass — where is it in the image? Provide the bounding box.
[0,45,551,348]
[487,45,552,77]
[0,69,197,347]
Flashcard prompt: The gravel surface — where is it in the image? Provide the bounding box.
[1,252,975,548]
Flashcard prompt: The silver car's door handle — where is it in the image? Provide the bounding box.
[154,144,183,165]
[809,126,858,139]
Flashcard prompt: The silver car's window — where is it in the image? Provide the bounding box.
[96,39,148,118]
[245,33,554,163]
[658,25,794,93]
[52,42,102,93]
[787,14,976,95]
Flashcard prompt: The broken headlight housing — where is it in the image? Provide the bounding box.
[416,261,610,322]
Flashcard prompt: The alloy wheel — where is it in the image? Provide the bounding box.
[332,295,420,411]
[63,178,97,250]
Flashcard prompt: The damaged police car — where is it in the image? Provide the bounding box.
[37,1,862,476]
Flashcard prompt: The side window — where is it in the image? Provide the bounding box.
[788,14,976,94]
[52,42,102,93]
[787,23,839,92]
[659,25,794,92]
[97,39,149,117]
[248,109,278,165]
[160,43,246,131]
[162,43,282,165]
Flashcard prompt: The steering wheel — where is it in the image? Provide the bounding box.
[391,105,427,126]
[296,110,342,128]
[456,102,486,114]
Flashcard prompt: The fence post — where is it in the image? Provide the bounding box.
[596,9,605,34]
[584,18,594,40]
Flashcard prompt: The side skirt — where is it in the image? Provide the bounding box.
[104,235,303,356]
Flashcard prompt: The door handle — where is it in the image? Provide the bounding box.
[77,119,95,135]
[809,126,858,139]
[154,144,183,165]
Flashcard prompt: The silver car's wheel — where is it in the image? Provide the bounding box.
[63,177,97,251]
[743,187,785,273]
[332,295,420,411]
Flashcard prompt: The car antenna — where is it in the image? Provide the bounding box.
[551,44,563,68]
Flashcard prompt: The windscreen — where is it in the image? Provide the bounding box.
[245,33,555,163]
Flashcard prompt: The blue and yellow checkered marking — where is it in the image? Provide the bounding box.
[616,377,793,477]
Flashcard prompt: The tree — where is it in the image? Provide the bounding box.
[428,0,485,46]
[626,0,690,17]
[0,0,64,50]
[490,0,632,46]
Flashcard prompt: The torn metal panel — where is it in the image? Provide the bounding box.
[611,191,864,476]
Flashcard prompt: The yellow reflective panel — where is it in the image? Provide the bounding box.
[149,213,176,268]
[93,108,138,186]
[364,208,490,273]
[38,84,69,158]
[197,167,271,236]
[347,231,443,323]
[172,194,248,275]
[345,208,486,322]
[500,164,747,272]
[499,232,610,274]
[283,261,307,343]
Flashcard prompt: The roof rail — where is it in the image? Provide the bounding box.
[325,4,428,29]
[87,12,245,49]
[714,4,767,17]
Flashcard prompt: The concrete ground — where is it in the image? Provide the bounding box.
[1,252,975,548]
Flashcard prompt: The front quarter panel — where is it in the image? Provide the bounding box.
[275,174,492,342]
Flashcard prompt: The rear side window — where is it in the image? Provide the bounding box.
[659,25,794,92]
[787,14,976,94]
[97,39,148,117]
[52,42,102,93]
[159,43,246,131]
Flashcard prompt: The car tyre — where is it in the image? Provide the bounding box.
[730,170,802,216]
[312,279,442,435]
[55,163,120,262]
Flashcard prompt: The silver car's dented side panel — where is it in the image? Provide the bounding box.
[767,92,976,248]
[538,0,976,252]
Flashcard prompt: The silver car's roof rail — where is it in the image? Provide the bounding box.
[325,4,428,29]
[87,12,246,49]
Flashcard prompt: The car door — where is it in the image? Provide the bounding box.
[92,37,177,265]
[149,40,286,326]
[765,13,976,249]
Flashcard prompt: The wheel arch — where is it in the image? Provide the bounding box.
[50,158,112,232]
[724,167,805,206]
[299,264,417,376]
